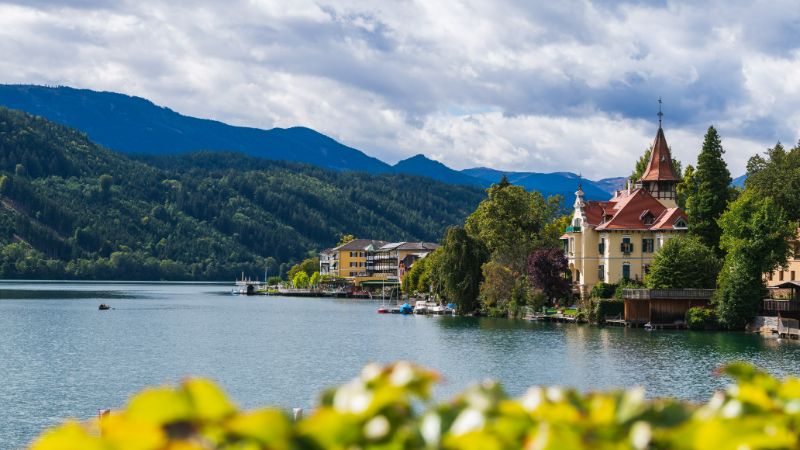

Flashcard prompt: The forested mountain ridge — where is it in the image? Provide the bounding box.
[0,107,484,280]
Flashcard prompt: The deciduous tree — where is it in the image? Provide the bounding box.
[527,247,570,304]
[438,226,488,314]
[646,236,720,289]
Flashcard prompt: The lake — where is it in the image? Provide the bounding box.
[1,281,799,448]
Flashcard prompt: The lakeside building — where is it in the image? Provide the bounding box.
[562,125,689,299]
[767,229,800,286]
[319,239,438,286]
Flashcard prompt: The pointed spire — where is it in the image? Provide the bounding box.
[640,100,679,182]
[657,97,663,128]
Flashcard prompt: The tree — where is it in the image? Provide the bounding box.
[438,226,488,314]
[745,141,800,220]
[714,192,796,329]
[287,257,320,280]
[337,234,355,246]
[676,164,694,209]
[99,174,114,196]
[686,126,732,253]
[717,192,795,275]
[292,271,310,289]
[630,146,682,181]
[715,254,765,330]
[527,247,571,304]
[309,271,321,287]
[479,261,515,316]
[646,236,720,289]
[465,182,555,270]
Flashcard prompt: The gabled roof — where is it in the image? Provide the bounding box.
[575,188,688,231]
[640,127,680,182]
[378,242,440,252]
[334,239,388,251]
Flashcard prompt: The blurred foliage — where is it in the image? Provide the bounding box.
[31,361,800,450]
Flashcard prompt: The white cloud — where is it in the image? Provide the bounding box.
[0,0,798,179]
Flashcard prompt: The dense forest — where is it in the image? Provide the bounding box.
[0,107,484,280]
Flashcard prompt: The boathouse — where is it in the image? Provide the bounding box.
[762,281,800,319]
[622,288,715,327]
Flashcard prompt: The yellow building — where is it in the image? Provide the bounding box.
[767,230,800,286]
[562,125,689,299]
[319,239,387,279]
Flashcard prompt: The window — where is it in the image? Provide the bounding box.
[622,263,631,280]
[792,271,796,281]
[795,243,800,260]
[573,218,582,228]
[576,270,581,283]
[349,251,354,257]
[780,271,784,281]
[656,236,663,250]
[598,238,605,254]
[598,265,604,281]
[621,237,633,254]
[569,237,575,254]
[769,272,774,281]
[642,238,654,253]
[674,218,687,229]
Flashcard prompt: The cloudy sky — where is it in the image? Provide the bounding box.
[1,0,798,179]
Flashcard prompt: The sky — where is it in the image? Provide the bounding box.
[0,0,798,179]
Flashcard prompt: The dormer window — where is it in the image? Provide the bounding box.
[573,218,582,228]
[640,210,655,226]
[673,218,687,229]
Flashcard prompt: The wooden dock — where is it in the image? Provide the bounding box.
[777,316,800,339]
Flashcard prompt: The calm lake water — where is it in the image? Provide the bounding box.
[1,281,799,448]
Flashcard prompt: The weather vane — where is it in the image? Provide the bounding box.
[657,97,663,127]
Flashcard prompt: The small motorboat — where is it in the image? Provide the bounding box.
[377,307,389,314]
[399,303,414,315]
[98,304,111,310]
[644,322,653,331]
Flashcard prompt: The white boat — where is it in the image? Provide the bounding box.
[413,300,428,314]
[429,303,446,315]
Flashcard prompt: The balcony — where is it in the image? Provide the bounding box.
[565,226,581,233]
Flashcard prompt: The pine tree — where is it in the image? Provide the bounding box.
[687,126,732,253]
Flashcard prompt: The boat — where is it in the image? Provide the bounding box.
[98,304,111,310]
[644,322,653,331]
[413,300,428,314]
[429,303,446,315]
[399,303,414,314]
[377,307,389,314]
[445,303,457,315]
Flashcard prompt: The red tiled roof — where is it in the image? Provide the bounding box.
[651,208,688,230]
[640,127,680,182]
[569,188,687,231]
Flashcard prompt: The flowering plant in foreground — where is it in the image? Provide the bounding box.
[31,362,800,450]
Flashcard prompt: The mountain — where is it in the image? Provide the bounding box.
[0,106,484,280]
[392,154,486,187]
[732,174,747,188]
[0,84,391,173]
[0,84,627,199]
[462,167,612,200]
[593,177,627,195]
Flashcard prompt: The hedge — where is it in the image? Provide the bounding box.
[30,361,800,450]
[593,298,625,323]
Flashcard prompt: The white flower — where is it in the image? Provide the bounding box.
[421,412,441,446]
[721,400,742,418]
[364,415,390,439]
[390,361,415,386]
[546,386,564,403]
[333,382,372,414]
[361,363,383,382]
[449,408,484,435]
[522,387,544,412]
[630,421,652,450]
